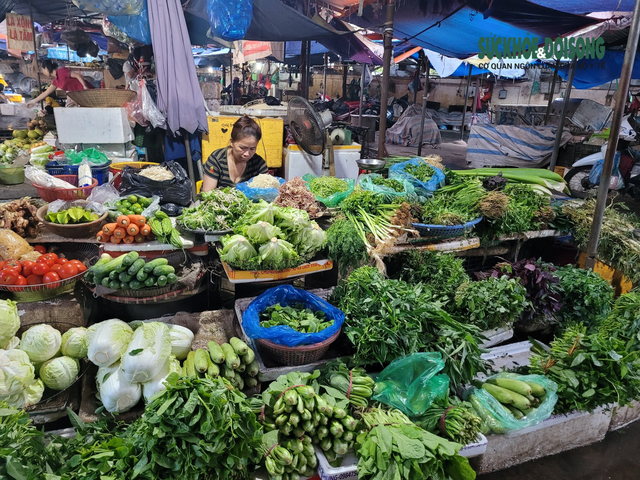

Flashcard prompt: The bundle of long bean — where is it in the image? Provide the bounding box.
[416,395,482,445]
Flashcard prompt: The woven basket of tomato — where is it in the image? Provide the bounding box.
[0,252,88,301]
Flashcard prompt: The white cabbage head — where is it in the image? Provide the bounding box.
[60,327,88,358]
[120,322,172,384]
[96,362,141,413]
[2,337,19,350]
[39,356,79,391]
[0,299,20,348]
[0,348,35,397]
[86,319,133,367]
[142,356,181,402]
[19,324,61,363]
[6,379,44,408]
[167,324,194,360]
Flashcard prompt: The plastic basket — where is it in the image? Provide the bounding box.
[33,175,98,202]
[412,217,483,239]
[109,161,159,189]
[66,89,136,108]
[256,328,341,366]
[46,161,112,186]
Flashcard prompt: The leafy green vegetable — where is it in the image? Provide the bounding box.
[46,207,99,224]
[405,162,436,182]
[418,179,485,225]
[243,221,283,245]
[218,234,260,270]
[326,215,369,275]
[308,176,349,197]
[178,187,250,231]
[291,221,327,262]
[0,299,20,349]
[415,393,482,446]
[371,175,404,192]
[258,237,300,270]
[356,408,476,480]
[555,266,614,329]
[454,276,528,331]
[260,303,334,333]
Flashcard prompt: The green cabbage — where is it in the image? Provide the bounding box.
[39,356,79,391]
[0,300,20,348]
[6,378,44,408]
[291,222,327,261]
[86,319,134,367]
[244,221,283,245]
[167,324,194,360]
[96,362,141,413]
[274,207,310,233]
[219,234,259,270]
[120,322,172,384]
[0,349,35,397]
[259,238,300,270]
[19,324,61,363]
[142,356,181,401]
[2,336,19,350]
[60,327,88,358]
[240,200,279,225]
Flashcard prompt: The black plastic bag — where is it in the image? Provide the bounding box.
[119,161,193,206]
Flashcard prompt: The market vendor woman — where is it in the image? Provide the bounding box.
[27,60,91,107]
[201,116,268,191]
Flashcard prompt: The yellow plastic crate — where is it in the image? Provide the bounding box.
[577,252,632,295]
[202,116,283,168]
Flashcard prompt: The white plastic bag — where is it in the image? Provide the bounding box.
[140,81,166,129]
[87,183,120,204]
[25,166,75,189]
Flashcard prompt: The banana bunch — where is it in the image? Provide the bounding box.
[472,376,547,434]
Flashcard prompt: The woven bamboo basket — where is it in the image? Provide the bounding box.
[67,89,136,108]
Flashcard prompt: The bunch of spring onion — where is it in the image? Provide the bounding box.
[453,168,567,195]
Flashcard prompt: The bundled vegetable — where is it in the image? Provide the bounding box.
[146,210,184,249]
[356,408,476,480]
[454,167,567,194]
[321,360,375,408]
[415,393,482,445]
[308,176,349,198]
[417,179,485,226]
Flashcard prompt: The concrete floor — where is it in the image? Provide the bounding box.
[478,420,640,480]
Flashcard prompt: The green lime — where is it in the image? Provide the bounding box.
[122,201,132,208]
[121,209,132,216]
[132,206,144,215]
[132,203,142,209]
[139,197,151,207]
[127,195,138,204]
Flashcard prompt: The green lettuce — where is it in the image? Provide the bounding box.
[244,221,283,245]
[0,300,20,348]
[219,234,260,270]
[259,238,300,270]
[274,207,310,233]
[291,221,327,261]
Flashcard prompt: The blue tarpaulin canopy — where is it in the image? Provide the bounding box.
[524,0,634,14]
[47,46,106,62]
[551,50,640,88]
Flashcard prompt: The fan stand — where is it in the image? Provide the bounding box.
[325,131,336,177]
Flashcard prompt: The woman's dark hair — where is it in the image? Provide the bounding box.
[42,60,58,74]
[231,115,262,142]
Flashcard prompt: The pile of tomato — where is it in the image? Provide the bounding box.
[0,250,87,291]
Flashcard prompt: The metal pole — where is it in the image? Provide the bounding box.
[548,57,577,171]
[544,58,561,125]
[460,64,472,141]
[28,0,42,98]
[377,0,395,159]
[471,76,481,126]
[322,53,327,100]
[301,41,310,100]
[417,59,430,156]
[359,64,365,127]
[585,0,640,270]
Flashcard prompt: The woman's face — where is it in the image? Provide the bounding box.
[230,135,258,163]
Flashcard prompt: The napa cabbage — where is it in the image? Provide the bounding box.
[120,322,172,383]
[86,319,133,367]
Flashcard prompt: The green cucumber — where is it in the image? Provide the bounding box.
[128,258,146,276]
[136,269,148,282]
[143,258,169,273]
[118,272,133,283]
[152,265,175,277]
[144,276,156,287]
[121,251,139,267]
[157,275,168,287]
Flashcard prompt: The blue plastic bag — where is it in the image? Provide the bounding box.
[589,152,622,188]
[207,0,253,41]
[108,0,151,45]
[236,177,285,203]
[242,285,345,347]
[388,157,445,197]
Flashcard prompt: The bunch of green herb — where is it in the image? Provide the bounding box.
[178,187,250,231]
[326,215,369,275]
[415,394,483,446]
[529,324,640,414]
[405,162,436,182]
[331,267,487,389]
[308,176,349,197]
[597,292,640,342]
[0,402,49,479]
[454,276,528,331]
[419,179,485,225]
[371,175,405,192]
[259,303,334,333]
[555,266,614,329]
[356,407,476,480]
[340,188,385,216]
[562,199,640,286]
[392,250,469,302]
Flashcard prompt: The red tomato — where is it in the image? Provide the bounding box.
[0,270,18,285]
[8,275,27,292]
[56,258,69,265]
[0,261,4,270]
[43,272,61,289]
[59,263,79,280]
[38,256,55,267]
[2,266,21,276]
[32,262,50,276]
[50,264,62,273]
[4,259,21,269]
[69,261,87,273]
[33,245,47,254]
[26,274,43,285]
[21,261,36,277]
[46,253,59,261]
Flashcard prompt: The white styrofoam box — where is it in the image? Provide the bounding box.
[0,103,17,115]
[283,144,361,181]
[316,447,357,480]
[479,326,514,349]
[479,340,541,380]
[458,433,488,458]
[609,400,640,431]
[473,407,612,474]
[54,108,134,144]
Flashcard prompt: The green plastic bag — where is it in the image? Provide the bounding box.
[466,372,558,434]
[65,148,109,165]
[372,352,450,417]
[359,173,416,201]
[302,173,355,208]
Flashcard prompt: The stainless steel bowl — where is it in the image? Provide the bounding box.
[356,159,387,171]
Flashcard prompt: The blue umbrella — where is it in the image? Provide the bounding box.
[148,0,208,136]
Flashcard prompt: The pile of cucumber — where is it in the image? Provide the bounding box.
[85,251,177,290]
[183,337,260,391]
[470,375,548,434]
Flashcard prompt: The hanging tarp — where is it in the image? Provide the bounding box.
[524,0,634,14]
[551,50,640,89]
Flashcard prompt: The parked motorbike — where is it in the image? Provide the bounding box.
[565,115,640,198]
